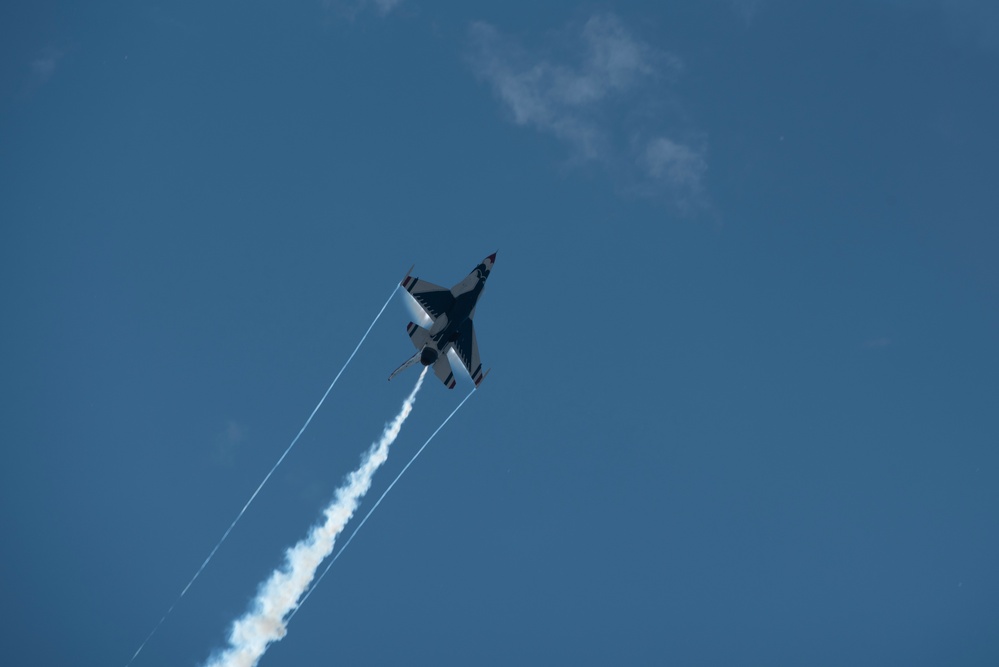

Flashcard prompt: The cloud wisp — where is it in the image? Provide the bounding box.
[204,367,429,667]
[371,0,403,14]
[323,0,404,20]
[928,0,999,50]
[468,13,707,206]
[214,421,247,467]
[31,49,62,85]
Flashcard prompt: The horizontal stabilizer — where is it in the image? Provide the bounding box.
[433,353,457,390]
[453,319,485,386]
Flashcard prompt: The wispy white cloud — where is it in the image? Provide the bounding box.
[468,14,707,205]
[737,2,998,49]
[30,48,63,86]
[863,337,892,349]
[642,137,708,193]
[880,0,998,50]
[323,0,404,20]
[214,420,247,467]
[371,0,403,15]
[932,0,999,50]
[730,0,764,24]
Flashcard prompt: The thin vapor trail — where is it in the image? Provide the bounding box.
[125,285,398,667]
[204,367,429,667]
[290,387,476,620]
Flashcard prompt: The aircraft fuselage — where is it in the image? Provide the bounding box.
[392,253,495,388]
[424,274,486,359]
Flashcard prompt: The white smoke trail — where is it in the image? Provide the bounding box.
[289,386,476,620]
[125,285,398,667]
[204,367,428,667]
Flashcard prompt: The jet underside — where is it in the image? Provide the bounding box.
[389,253,495,389]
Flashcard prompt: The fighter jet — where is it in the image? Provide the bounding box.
[389,253,496,389]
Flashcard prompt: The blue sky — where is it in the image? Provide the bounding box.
[2,1,998,665]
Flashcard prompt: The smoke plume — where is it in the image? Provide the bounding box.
[204,367,428,667]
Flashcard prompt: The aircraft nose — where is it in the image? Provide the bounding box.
[487,251,497,263]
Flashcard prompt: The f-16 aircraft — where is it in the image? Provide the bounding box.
[389,253,496,389]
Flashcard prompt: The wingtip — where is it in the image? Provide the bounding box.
[400,263,415,287]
